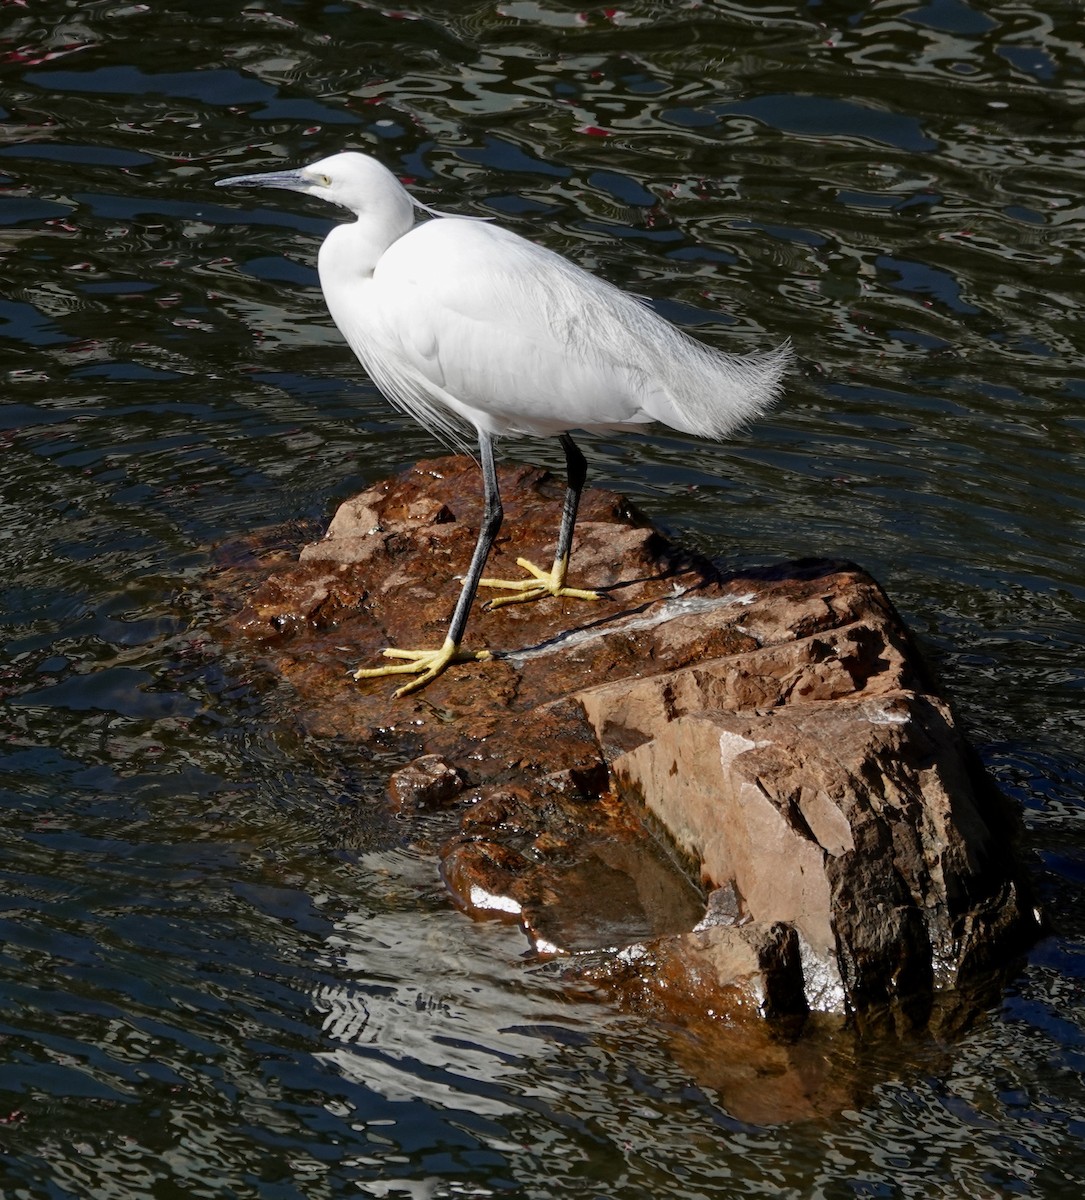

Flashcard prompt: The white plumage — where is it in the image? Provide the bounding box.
[217,151,791,695]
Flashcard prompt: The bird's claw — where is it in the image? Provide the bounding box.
[352,640,491,697]
[479,556,600,610]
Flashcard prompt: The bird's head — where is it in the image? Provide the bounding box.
[215,151,406,215]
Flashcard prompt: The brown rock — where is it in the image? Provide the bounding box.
[439,838,532,921]
[208,454,1041,1040]
[600,693,1031,1019]
[597,920,808,1020]
[387,755,466,813]
[440,784,704,952]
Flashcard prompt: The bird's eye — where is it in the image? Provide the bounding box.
[317,173,332,187]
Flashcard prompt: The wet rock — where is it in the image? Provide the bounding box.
[209,454,1042,1036]
[596,693,1035,1021]
[440,784,704,950]
[387,755,466,813]
[596,920,808,1021]
[440,838,532,921]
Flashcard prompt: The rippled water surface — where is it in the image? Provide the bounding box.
[2,0,1085,1195]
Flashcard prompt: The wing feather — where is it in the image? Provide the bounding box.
[329,215,789,448]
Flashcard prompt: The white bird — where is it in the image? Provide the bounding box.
[216,151,790,696]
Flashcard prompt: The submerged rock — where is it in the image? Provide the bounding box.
[210,454,1041,1037]
[387,754,467,813]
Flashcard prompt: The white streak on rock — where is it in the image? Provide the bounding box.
[468,886,522,916]
[505,592,757,664]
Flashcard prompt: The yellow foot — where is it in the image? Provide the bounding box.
[478,557,600,610]
[352,639,492,698]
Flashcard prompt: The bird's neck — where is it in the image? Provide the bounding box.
[317,204,415,353]
[319,193,415,281]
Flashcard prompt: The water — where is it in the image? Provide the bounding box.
[2,0,1084,1194]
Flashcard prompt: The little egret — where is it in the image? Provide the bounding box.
[216,152,791,696]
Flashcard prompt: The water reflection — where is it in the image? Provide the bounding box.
[1,0,1084,1194]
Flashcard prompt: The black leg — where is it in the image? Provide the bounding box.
[446,428,503,647]
[476,430,599,606]
[352,428,502,695]
[553,432,587,574]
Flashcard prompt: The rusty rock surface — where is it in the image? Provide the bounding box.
[209,454,1040,1035]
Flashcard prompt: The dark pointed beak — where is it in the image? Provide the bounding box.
[215,169,309,192]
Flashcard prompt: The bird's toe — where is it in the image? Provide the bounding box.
[350,641,491,695]
[479,557,600,608]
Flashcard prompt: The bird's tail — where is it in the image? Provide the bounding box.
[644,337,793,441]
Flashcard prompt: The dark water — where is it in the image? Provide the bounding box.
[2,0,1084,1195]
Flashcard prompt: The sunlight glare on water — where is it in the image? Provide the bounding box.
[1,0,1084,1195]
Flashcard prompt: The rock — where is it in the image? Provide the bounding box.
[439,784,705,951]
[439,837,533,921]
[596,920,808,1021]
[387,755,467,813]
[596,692,1033,1021]
[209,454,1042,1038]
